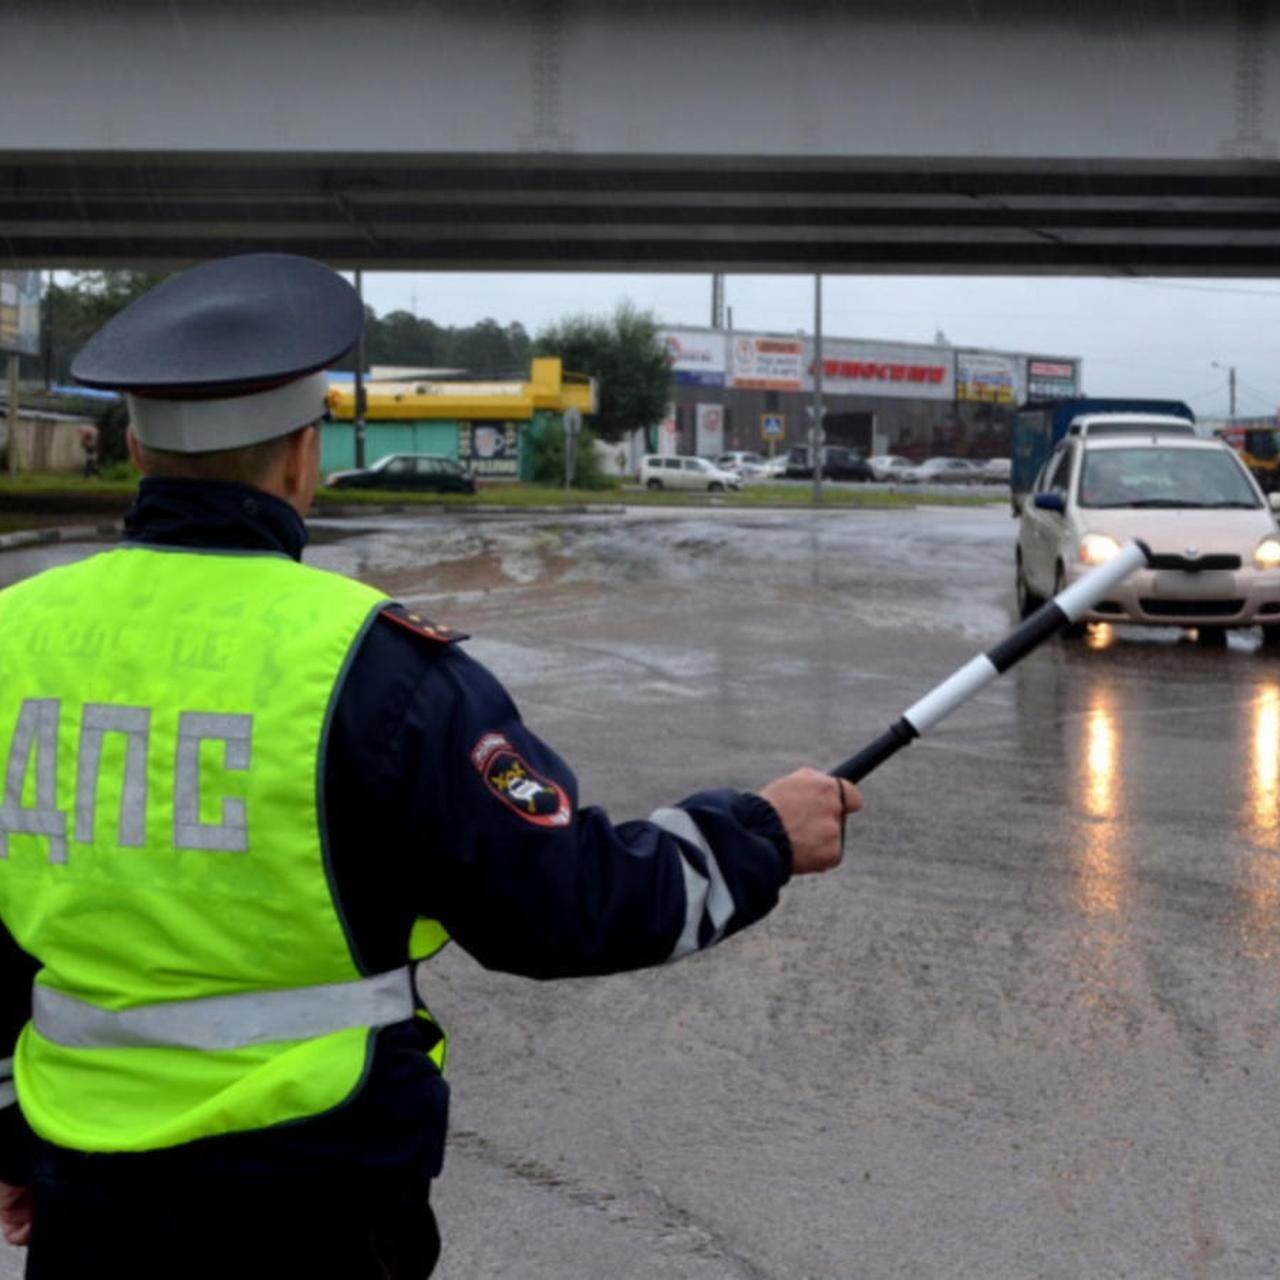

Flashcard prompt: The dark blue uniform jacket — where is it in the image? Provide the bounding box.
[0,480,792,1191]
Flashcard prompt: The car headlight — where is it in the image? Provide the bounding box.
[1079,533,1122,566]
[1255,535,1280,569]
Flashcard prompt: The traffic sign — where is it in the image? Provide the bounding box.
[761,412,785,439]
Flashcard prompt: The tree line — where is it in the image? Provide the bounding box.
[21,271,671,446]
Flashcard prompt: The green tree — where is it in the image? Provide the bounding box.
[26,270,168,387]
[528,422,609,489]
[444,318,530,377]
[534,304,671,443]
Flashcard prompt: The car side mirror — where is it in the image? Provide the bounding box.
[1269,493,1280,513]
[1033,492,1066,513]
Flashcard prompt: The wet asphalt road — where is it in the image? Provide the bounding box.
[5,503,1280,1278]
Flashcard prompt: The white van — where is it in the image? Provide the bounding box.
[638,455,743,492]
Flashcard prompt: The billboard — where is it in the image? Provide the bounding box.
[808,338,953,400]
[661,329,726,387]
[956,351,1021,404]
[0,270,40,357]
[1026,358,1080,399]
[695,402,724,456]
[731,335,804,390]
[658,403,678,455]
[458,420,519,476]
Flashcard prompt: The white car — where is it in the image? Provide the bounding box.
[714,451,771,480]
[979,457,1012,485]
[1016,433,1280,641]
[901,457,986,485]
[638,454,743,492]
[868,454,915,482]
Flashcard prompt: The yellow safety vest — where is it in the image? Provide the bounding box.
[0,544,447,1154]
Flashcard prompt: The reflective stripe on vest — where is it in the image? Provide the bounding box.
[32,966,417,1052]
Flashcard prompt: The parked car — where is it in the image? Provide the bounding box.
[783,445,874,482]
[1015,433,1280,641]
[326,453,477,493]
[638,454,743,492]
[715,450,771,480]
[868,454,915,482]
[980,457,1012,485]
[901,456,986,485]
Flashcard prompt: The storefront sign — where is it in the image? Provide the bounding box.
[695,403,725,455]
[956,352,1020,404]
[0,271,40,357]
[661,329,726,387]
[1026,358,1080,399]
[732,336,804,390]
[458,420,519,476]
[808,339,954,400]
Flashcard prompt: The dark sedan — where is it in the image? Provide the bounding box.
[325,453,477,494]
[783,445,874,482]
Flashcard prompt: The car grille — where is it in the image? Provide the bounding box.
[1145,553,1241,572]
[1139,598,1245,618]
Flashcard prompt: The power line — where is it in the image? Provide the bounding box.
[1234,374,1280,410]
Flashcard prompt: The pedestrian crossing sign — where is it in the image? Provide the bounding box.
[761,413,785,439]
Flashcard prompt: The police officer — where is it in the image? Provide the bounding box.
[0,254,860,1278]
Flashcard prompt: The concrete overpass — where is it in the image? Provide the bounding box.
[2,0,1280,275]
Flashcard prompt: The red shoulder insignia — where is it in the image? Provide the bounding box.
[379,604,469,644]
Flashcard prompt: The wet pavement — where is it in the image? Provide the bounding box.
[4,503,1280,1278]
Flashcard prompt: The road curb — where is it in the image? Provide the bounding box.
[0,521,123,551]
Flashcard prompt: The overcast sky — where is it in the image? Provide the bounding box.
[361,271,1280,422]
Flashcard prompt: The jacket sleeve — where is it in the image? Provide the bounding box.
[382,640,794,980]
[0,919,36,1184]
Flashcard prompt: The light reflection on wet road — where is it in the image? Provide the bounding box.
[5,504,1280,1278]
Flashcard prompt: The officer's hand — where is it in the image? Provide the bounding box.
[0,1180,32,1247]
[760,768,861,875]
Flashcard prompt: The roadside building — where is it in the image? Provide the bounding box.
[324,357,596,481]
[0,398,102,474]
[657,327,1081,462]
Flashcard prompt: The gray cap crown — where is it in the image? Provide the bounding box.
[72,253,363,393]
[70,254,363,453]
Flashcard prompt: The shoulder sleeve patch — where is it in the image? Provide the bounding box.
[379,603,469,644]
[470,732,573,828]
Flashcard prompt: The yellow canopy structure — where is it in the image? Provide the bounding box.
[327,357,596,422]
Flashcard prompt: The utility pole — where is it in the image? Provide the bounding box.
[6,354,17,481]
[710,274,725,328]
[810,274,824,503]
[1213,360,1238,420]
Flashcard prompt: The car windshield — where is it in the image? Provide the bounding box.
[1077,446,1260,509]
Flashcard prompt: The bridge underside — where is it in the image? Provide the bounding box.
[5,152,1280,276]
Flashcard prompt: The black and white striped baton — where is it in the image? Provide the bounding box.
[830,540,1150,783]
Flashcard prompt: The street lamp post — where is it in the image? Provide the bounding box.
[811,274,824,503]
[1212,361,1237,418]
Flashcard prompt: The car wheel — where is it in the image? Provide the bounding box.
[646,479,662,490]
[708,481,724,492]
[1054,564,1086,638]
[1015,551,1044,620]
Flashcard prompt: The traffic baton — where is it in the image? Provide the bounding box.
[830,540,1151,783]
